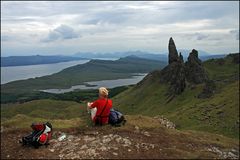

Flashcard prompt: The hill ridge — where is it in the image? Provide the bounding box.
[113,38,239,139]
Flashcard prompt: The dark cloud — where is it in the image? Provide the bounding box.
[194,33,210,40]
[185,32,210,41]
[42,24,80,42]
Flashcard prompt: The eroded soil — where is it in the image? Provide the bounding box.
[1,126,239,159]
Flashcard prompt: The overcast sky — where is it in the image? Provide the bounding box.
[1,1,239,56]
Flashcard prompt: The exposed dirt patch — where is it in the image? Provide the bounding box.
[1,126,239,159]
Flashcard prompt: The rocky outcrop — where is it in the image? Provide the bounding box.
[50,131,158,159]
[160,62,186,95]
[185,49,208,84]
[179,52,184,63]
[160,38,186,95]
[153,115,176,129]
[160,38,210,96]
[168,37,179,64]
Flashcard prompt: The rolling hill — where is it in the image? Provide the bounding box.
[1,56,166,103]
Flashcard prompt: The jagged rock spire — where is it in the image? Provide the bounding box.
[168,37,179,64]
[179,52,184,63]
[159,38,209,98]
[185,49,208,84]
[160,37,186,95]
[187,49,201,65]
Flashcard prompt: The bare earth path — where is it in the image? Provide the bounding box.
[1,125,239,159]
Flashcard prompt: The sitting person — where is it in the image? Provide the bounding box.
[87,87,112,125]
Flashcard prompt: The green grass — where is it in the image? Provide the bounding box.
[1,85,130,104]
[113,54,239,139]
[1,99,239,153]
[2,114,83,129]
[0,54,239,159]
[204,55,239,81]
[1,99,91,128]
[1,54,239,140]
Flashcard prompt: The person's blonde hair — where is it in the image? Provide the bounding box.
[99,87,109,97]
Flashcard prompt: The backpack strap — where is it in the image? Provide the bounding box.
[96,99,108,125]
[99,99,108,117]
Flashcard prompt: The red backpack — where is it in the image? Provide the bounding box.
[20,122,52,148]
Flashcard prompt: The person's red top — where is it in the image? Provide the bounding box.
[90,98,112,124]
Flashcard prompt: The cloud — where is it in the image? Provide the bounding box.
[54,25,79,39]
[230,30,239,40]
[184,32,210,41]
[42,24,80,42]
[1,1,239,56]
[194,33,210,40]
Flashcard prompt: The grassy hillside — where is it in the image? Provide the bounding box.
[1,99,238,149]
[1,85,130,104]
[1,85,135,128]
[1,56,166,94]
[113,54,239,139]
[1,99,89,128]
[1,54,238,141]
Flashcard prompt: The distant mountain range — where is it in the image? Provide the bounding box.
[1,50,226,67]
[73,50,169,60]
[74,50,226,62]
[1,55,86,67]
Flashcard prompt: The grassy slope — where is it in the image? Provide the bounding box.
[1,56,166,94]
[1,99,89,128]
[1,84,130,104]
[1,55,238,140]
[1,99,238,154]
[113,55,239,139]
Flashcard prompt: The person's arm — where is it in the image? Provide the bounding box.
[89,100,98,109]
[87,102,93,107]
